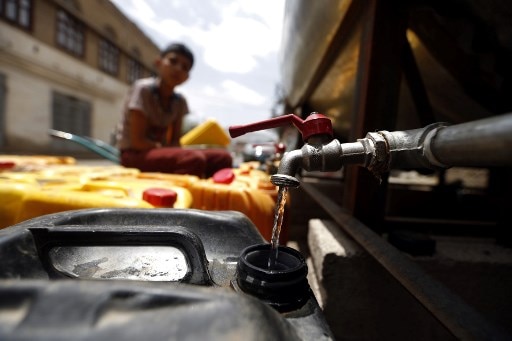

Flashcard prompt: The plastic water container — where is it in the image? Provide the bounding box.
[34,164,141,181]
[0,182,36,227]
[179,118,230,147]
[16,189,154,223]
[0,154,76,169]
[136,172,200,188]
[189,180,276,240]
[1,162,288,242]
[81,179,193,208]
[0,166,194,229]
[0,208,334,340]
[189,167,289,242]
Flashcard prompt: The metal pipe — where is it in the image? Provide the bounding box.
[273,113,512,187]
[430,113,512,167]
[375,113,512,171]
[379,124,444,170]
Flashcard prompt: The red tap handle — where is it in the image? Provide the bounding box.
[229,112,333,141]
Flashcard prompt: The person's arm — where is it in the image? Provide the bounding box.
[167,114,183,147]
[128,109,161,150]
[167,94,189,147]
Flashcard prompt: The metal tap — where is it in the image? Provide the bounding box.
[229,113,338,187]
[229,112,512,188]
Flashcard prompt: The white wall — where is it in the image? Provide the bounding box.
[0,23,128,153]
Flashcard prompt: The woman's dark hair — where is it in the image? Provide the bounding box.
[161,43,194,69]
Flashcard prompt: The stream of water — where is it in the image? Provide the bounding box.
[267,186,288,269]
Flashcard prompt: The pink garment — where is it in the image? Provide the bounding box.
[121,148,232,178]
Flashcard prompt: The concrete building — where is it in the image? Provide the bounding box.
[0,0,160,156]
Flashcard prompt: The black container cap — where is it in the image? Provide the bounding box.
[236,243,310,312]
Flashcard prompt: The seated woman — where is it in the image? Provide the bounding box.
[115,43,232,178]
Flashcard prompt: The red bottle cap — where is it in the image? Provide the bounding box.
[275,143,286,154]
[212,168,235,184]
[142,188,177,207]
[0,161,15,170]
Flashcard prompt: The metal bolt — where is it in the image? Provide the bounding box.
[365,132,390,174]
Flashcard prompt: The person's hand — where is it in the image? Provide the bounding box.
[155,142,162,148]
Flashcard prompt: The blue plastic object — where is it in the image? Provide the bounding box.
[48,129,120,163]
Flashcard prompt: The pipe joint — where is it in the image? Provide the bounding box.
[379,122,449,170]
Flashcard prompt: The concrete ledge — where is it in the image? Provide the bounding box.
[308,219,453,340]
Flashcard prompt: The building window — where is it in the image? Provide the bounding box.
[127,47,142,83]
[0,0,33,29]
[0,73,6,147]
[56,9,84,57]
[51,92,91,152]
[99,39,119,75]
[127,59,142,83]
